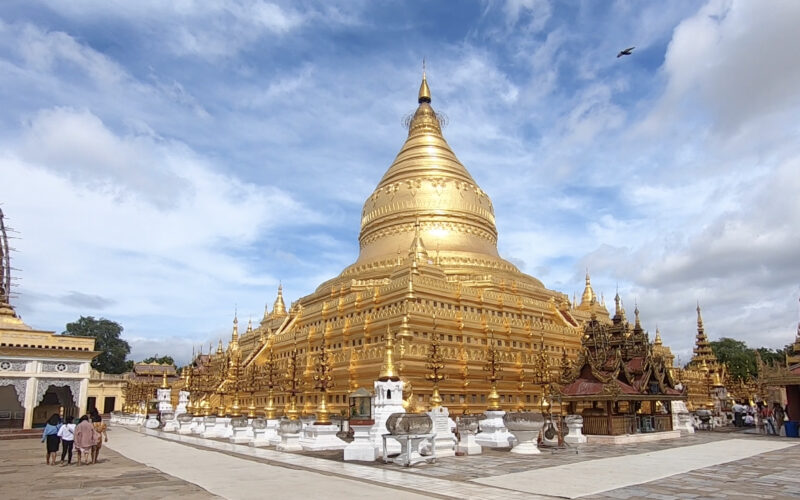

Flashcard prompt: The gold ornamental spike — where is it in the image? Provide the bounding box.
[161,370,169,389]
[378,325,399,381]
[418,61,431,103]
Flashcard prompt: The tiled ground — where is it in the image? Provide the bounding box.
[0,437,217,499]
[584,441,800,500]
[132,426,800,499]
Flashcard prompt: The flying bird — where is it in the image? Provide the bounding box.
[617,46,635,58]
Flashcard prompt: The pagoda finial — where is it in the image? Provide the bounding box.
[614,287,622,316]
[216,339,223,354]
[634,300,641,327]
[378,325,399,381]
[418,60,431,103]
[654,326,662,345]
[696,301,704,332]
[231,311,239,344]
[272,283,287,317]
[581,268,595,305]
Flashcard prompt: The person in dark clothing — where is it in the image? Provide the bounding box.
[41,413,61,465]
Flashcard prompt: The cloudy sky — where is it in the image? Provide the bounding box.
[1,0,799,366]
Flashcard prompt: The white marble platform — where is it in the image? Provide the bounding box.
[586,430,681,444]
[111,424,543,500]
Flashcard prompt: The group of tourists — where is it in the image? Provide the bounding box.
[732,400,791,436]
[41,407,108,466]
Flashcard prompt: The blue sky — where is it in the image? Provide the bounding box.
[2,0,799,366]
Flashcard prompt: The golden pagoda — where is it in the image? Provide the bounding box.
[679,304,727,410]
[194,71,624,416]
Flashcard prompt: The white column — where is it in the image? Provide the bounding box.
[78,377,89,417]
[23,376,36,429]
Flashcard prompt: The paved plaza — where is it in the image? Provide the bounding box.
[2,426,799,499]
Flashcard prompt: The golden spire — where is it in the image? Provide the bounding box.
[696,302,704,332]
[161,370,169,389]
[654,327,663,346]
[246,317,253,335]
[378,325,399,381]
[260,301,270,325]
[581,269,595,305]
[231,312,239,345]
[634,301,641,329]
[272,284,287,317]
[216,339,223,354]
[418,60,431,103]
[408,218,429,263]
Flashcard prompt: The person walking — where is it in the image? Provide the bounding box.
[74,415,97,466]
[90,408,108,464]
[58,416,76,465]
[774,403,786,436]
[763,405,776,435]
[41,414,61,465]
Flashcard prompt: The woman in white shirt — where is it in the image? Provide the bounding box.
[57,416,76,465]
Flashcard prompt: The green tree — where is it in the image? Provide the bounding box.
[63,316,130,374]
[710,337,756,381]
[141,355,174,365]
[756,346,787,366]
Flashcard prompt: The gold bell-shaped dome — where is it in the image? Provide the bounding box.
[325,69,542,288]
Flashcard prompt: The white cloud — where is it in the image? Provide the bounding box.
[503,0,552,32]
[1,107,323,346]
[655,0,800,135]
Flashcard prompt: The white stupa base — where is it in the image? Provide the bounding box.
[371,379,405,455]
[510,440,541,454]
[177,420,195,435]
[162,420,179,432]
[249,428,270,447]
[475,411,514,448]
[427,407,456,457]
[300,424,347,451]
[565,423,588,444]
[230,426,253,444]
[216,417,233,439]
[344,424,377,461]
[276,432,302,452]
[265,420,280,446]
[201,424,218,439]
[456,433,482,455]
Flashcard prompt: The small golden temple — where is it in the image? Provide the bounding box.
[677,305,727,411]
[186,72,690,418]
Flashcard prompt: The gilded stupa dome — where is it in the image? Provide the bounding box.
[327,72,543,288]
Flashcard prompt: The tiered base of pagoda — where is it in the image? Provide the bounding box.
[586,430,681,445]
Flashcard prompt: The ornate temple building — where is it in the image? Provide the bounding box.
[188,73,690,418]
[0,209,98,428]
[758,301,800,419]
[558,294,685,434]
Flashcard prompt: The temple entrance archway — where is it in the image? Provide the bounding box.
[0,384,25,429]
[33,384,78,427]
